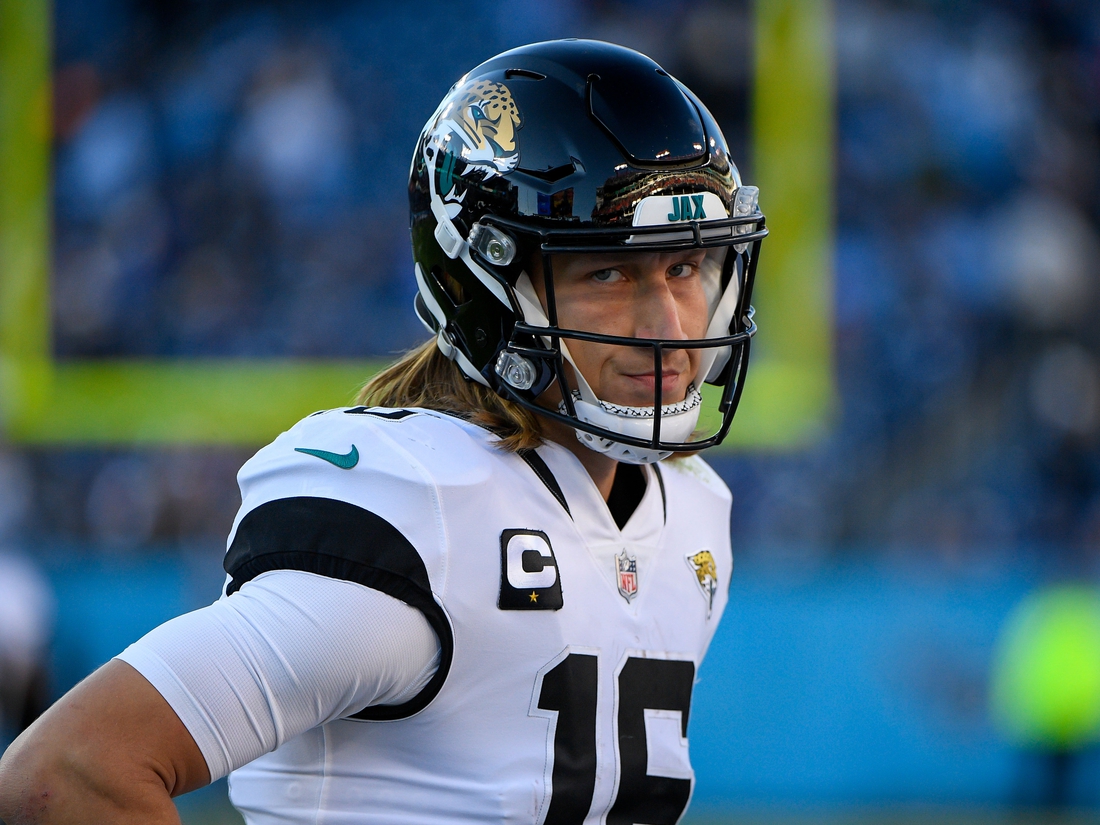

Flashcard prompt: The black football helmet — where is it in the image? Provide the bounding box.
[409,39,766,463]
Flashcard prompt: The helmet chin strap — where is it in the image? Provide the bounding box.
[565,387,703,465]
[514,273,704,464]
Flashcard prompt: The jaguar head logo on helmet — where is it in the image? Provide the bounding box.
[426,78,523,180]
[409,39,767,464]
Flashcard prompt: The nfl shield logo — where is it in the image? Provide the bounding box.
[616,550,638,602]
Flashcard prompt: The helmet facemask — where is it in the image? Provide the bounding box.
[475,212,764,464]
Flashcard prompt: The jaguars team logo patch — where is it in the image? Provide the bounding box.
[686,549,718,618]
[498,529,563,611]
[616,550,638,603]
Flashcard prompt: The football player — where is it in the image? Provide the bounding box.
[0,39,765,825]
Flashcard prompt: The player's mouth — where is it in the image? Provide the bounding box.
[619,369,689,400]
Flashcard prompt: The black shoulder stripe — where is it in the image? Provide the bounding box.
[518,448,571,518]
[344,407,418,419]
[224,496,453,721]
[653,464,667,524]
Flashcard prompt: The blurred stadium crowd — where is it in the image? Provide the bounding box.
[765,0,1100,562]
[0,0,1099,569]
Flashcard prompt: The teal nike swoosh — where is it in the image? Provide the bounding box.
[294,445,359,470]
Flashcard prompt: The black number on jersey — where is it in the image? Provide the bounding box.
[537,654,599,825]
[608,657,695,825]
[534,652,696,825]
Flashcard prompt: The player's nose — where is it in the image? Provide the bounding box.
[632,273,688,342]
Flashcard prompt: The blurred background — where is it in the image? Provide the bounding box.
[3,0,1100,821]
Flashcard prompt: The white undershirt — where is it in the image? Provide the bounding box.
[116,569,441,781]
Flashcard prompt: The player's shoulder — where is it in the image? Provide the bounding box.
[240,406,499,492]
[284,404,492,450]
[658,454,732,505]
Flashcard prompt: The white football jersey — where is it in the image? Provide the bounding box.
[223,407,732,825]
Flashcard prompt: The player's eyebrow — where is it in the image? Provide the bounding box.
[565,251,706,275]
[558,256,634,274]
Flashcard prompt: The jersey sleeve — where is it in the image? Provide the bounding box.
[116,569,440,782]
[220,407,474,718]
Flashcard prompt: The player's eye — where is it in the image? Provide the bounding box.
[590,268,623,283]
[668,263,695,278]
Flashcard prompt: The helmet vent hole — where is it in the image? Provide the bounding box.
[504,68,546,81]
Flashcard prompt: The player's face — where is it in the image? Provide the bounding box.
[530,250,710,408]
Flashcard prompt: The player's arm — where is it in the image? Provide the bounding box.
[0,658,208,825]
[0,568,440,825]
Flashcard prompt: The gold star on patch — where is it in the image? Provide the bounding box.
[529,591,539,603]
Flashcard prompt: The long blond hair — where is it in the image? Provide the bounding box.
[356,340,544,452]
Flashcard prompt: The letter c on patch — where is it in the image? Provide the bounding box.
[506,532,557,589]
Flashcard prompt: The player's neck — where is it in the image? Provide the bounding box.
[540,418,619,501]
